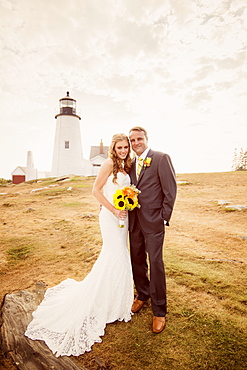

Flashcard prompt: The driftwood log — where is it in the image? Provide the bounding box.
[0,282,86,370]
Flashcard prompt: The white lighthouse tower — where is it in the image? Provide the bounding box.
[51,92,92,177]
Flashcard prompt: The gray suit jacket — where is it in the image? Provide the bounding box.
[129,149,177,233]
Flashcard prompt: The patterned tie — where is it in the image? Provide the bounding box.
[137,157,143,179]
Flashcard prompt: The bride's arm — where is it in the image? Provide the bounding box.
[92,159,126,219]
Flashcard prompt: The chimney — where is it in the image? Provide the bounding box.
[100,139,104,155]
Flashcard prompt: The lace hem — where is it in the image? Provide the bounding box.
[25,313,132,357]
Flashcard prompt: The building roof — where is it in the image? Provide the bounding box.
[11,166,26,175]
[90,143,109,160]
[60,91,75,101]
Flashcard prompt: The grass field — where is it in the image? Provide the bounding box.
[0,172,247,369]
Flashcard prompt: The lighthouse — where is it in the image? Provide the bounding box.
[51,92,92,177]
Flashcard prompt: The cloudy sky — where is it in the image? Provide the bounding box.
[0,0,246,179]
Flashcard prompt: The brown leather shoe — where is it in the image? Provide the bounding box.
[131,298,146,313]
[152,316,166,333]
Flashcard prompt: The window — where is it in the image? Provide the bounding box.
[65,141,70,149]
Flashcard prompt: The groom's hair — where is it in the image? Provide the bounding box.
[129,126,148,139]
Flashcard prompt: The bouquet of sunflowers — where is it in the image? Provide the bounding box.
[113,184,141,228]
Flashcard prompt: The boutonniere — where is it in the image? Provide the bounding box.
[143,157,152,168]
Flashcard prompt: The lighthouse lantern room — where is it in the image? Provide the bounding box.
[58,91,78,116]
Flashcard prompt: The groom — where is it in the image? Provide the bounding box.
[128,126,177,333]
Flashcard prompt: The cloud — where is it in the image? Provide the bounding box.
[0,0,246,178]
[216,51,246,69]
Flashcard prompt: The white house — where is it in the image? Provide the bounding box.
[90,140,109,175]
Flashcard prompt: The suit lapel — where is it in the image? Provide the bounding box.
[131,158,138,185]
[137,165,145,184]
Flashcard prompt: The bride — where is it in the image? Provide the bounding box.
[25,133,134,357]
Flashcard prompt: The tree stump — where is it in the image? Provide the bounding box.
[0,282,86,370]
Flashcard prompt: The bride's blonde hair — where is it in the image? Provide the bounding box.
[109,133,132,184]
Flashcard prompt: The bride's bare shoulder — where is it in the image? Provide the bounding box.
[97,158,113,177]
[102,158,113,171]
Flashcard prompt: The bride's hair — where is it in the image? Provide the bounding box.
[109,133,132,184]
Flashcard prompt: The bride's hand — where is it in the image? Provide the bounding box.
[113,209,127,220]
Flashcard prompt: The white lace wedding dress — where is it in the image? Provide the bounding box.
[25,172,133,357]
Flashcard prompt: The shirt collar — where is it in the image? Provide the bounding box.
[136,147,150,160]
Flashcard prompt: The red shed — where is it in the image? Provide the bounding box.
[11,166,26,184]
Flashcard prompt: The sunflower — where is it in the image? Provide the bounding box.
[125,195,138,210]
[113,190,126,210]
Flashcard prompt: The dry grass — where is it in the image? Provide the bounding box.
[0,172,247,369]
